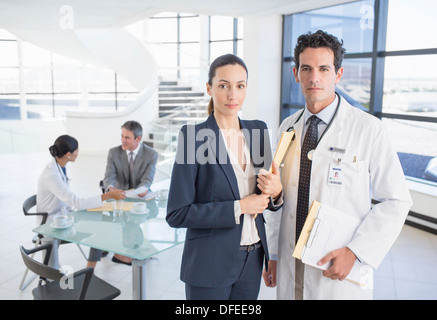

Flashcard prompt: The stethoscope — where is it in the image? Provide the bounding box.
[55,159,70,185]
[286,93,341,160]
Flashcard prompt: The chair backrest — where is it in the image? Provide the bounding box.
[23,194,48,225]
[23,195,37,215]
[20,244,63,283]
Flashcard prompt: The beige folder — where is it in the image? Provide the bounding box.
[269,130,295,172]
[254,130,295,219]
[293,200,321,260]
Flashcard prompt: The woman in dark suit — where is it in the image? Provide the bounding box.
[166,54,282,300]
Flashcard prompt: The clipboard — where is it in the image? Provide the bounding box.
[293,201,373,288]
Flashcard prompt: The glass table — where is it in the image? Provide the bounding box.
[32,197,185,300]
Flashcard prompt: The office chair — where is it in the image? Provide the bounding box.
[19,194,88,290]
[20,244,121,300]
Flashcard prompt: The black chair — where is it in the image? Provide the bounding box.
[19,195,47,290]
[20,244,121,300]
[19,194,88,290]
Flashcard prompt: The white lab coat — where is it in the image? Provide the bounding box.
[266,96,412,300]
[36,158,102,224]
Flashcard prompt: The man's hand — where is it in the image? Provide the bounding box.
[263,260,277,287]
[317,247,357,281]
[137,189,149,198]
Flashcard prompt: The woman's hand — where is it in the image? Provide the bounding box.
[239,193,270,215]
[257,161,282,199]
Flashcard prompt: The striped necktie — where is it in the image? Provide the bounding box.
[296,115,322,243]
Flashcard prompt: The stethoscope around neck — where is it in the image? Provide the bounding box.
[286,93,341,144]
[55,159,69,184]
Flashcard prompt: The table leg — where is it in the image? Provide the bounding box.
[132,258,147,300]
[40,238,60,269]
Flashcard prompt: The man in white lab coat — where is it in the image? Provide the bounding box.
[263,30,412,299]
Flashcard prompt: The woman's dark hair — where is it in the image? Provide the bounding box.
[207,54,248,115]
[294,30,346,73]
[49,135,78,158]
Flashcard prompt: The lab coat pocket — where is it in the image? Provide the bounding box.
[340,158,368,194]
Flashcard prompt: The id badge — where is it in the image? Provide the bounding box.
[328,162,343,186]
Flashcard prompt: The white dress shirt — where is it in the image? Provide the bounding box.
[301,94,338,144]
[220,130,261,246]
[125,142,141,162]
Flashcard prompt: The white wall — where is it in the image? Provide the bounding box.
[242,15,283,144]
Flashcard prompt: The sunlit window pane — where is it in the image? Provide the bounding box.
[337,58,372,110]
[147,18,177,43]
[180,43,200,68]
[0,68,19,93]
[22,42,51,67]
[0,94,20,120]
[290,0,374,54]
[23,68,52,93]
[180,16,200,42]
[210,41,233,63]
[25,94,54,119]
[386,0,437,51]
[53,68,81,93]
[383,55,437,116]
[0,29,17,40]
[0,41,18,67]
[210,16,234,41]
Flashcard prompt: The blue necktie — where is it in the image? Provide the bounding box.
[296,115,322,243]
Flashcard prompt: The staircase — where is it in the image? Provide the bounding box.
[145,80,209,178]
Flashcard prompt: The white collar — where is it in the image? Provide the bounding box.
[126,142,141,157]
[304,94,338,125]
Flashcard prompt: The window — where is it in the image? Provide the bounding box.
[210,16,243,63]
[281,0,437,185]
[146,13,243,85]
[281,0,376,119]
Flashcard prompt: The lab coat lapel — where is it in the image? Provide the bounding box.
[205,114,240,200]
[316,95,345,148]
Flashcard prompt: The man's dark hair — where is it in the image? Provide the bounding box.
[294,30,346,72]
[122,120,143,139]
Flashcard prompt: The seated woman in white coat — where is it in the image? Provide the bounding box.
[36,135,125,267]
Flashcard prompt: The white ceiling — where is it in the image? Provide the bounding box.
[0,0,356,29]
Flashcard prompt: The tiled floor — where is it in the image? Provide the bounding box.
[1,152,437,300]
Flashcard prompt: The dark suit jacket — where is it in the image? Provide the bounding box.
[166,114,279,288]
[103,142,158,191]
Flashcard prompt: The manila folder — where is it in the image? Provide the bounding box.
[270,130,295,172]
[292,201,373,288]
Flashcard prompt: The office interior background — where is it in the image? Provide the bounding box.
[1,0,437,299]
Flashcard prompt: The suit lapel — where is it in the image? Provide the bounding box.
[205,114,240,200]
[119,147,130,182]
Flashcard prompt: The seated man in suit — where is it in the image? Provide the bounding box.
[103,120,158,197]
[88,120,158,267]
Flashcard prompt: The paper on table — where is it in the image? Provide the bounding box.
[125,189,158,200]
[293,201,373,288]
[87,201,135,212]
[125,186,147,198]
